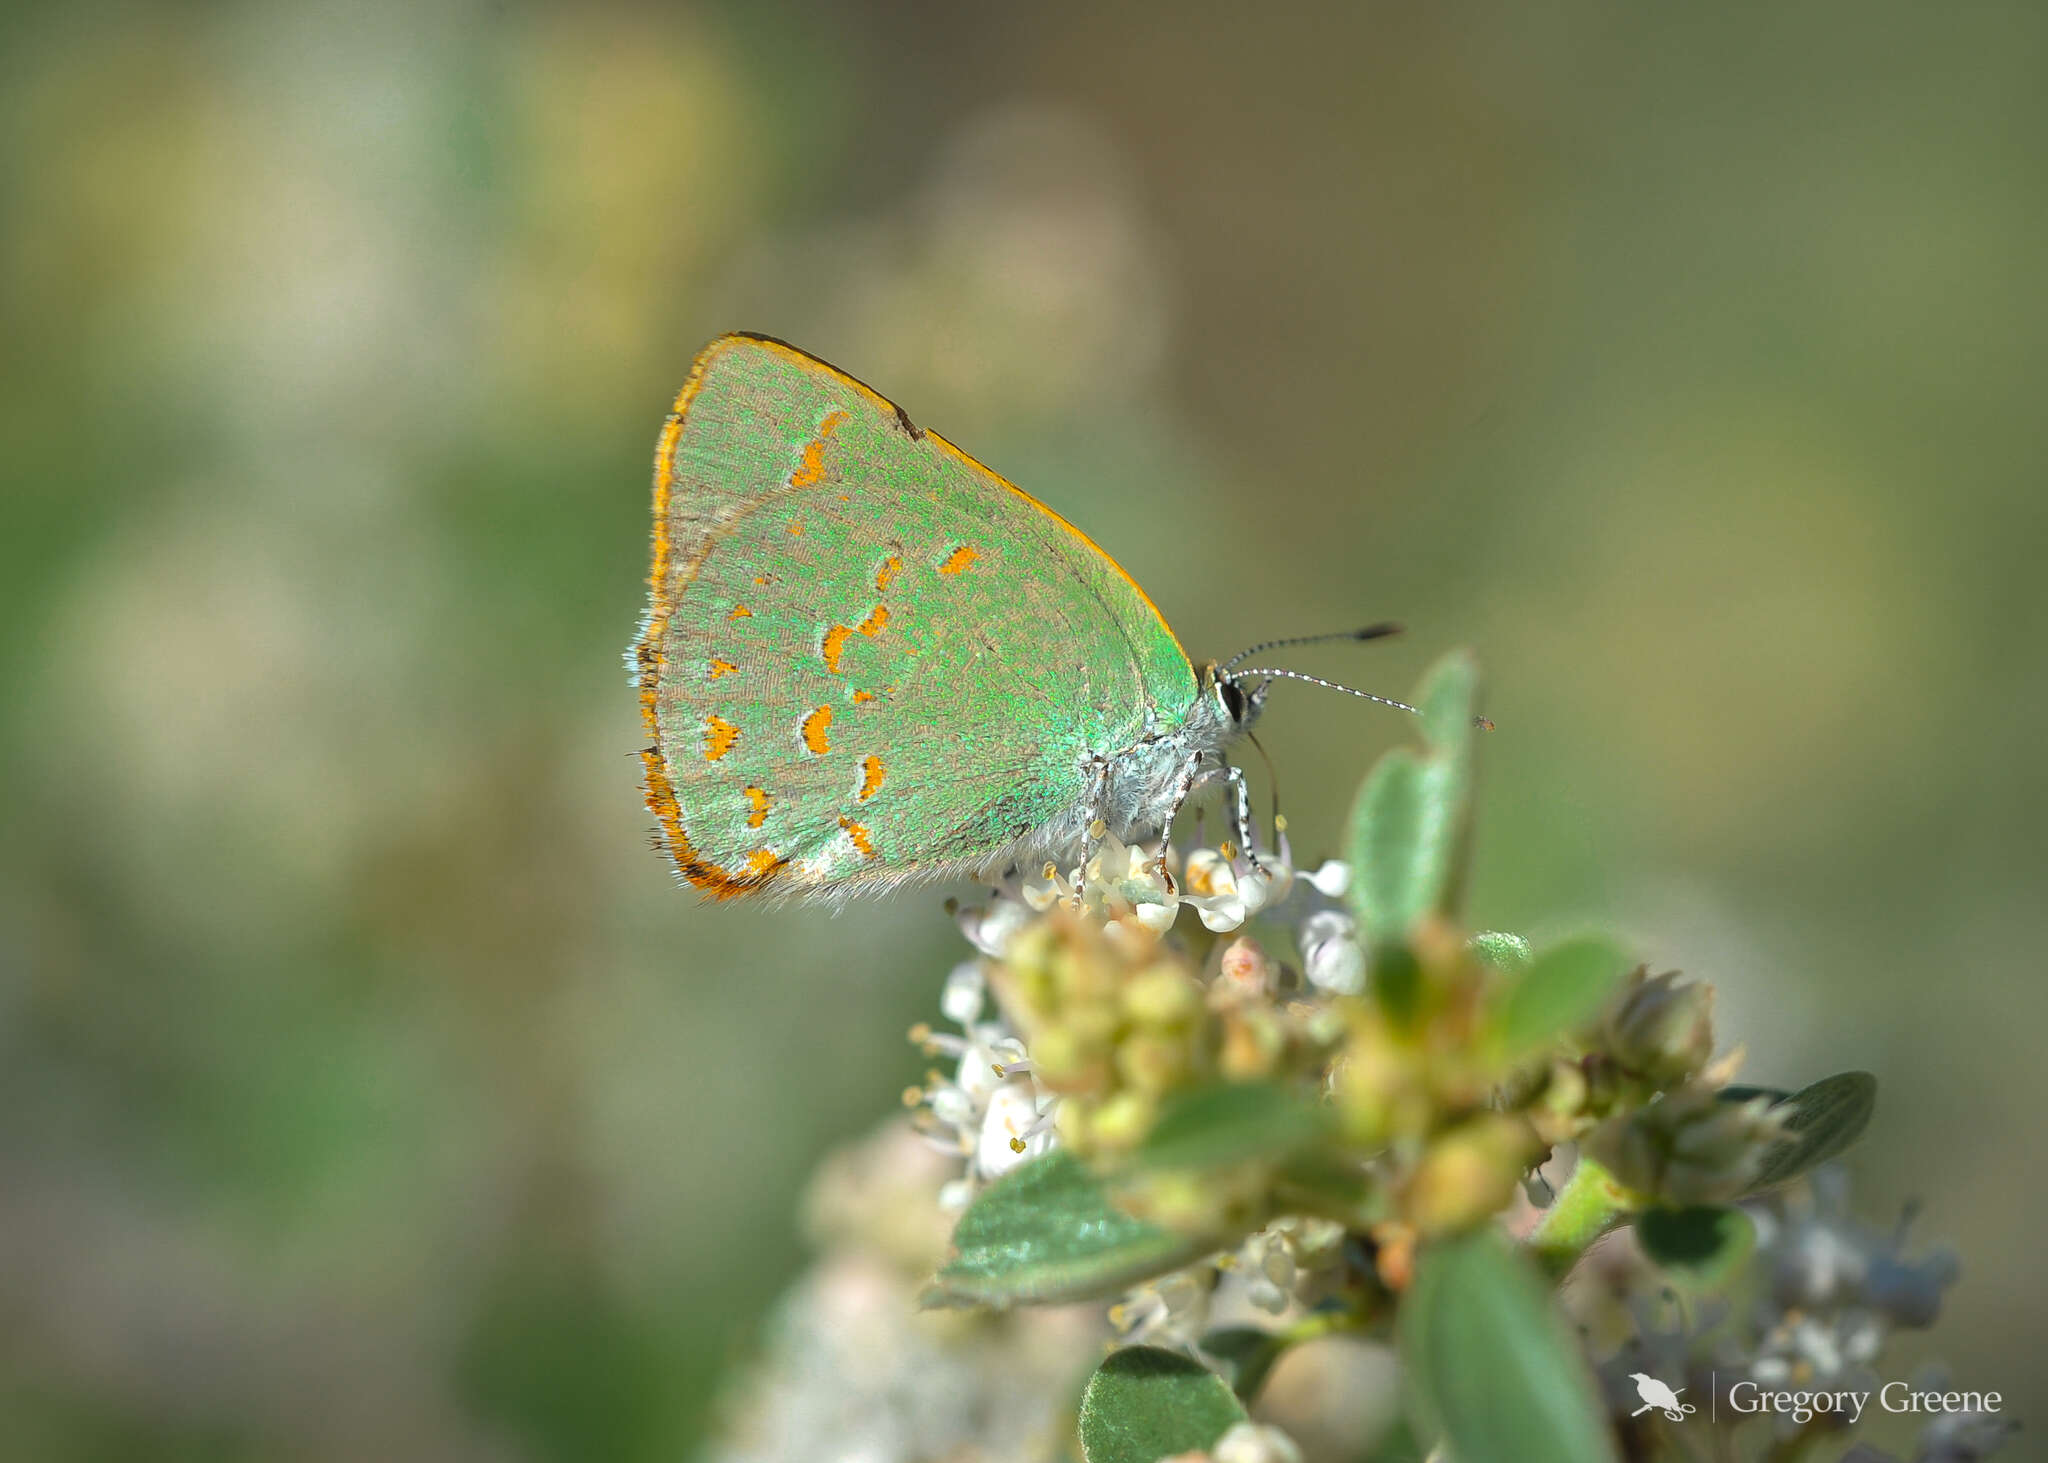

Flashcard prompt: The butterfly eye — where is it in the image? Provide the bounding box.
[1218,678,1249,724]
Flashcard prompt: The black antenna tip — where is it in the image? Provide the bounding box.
[1355,622,1403,640]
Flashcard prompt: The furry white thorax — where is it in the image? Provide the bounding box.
[1089,674,1259,849]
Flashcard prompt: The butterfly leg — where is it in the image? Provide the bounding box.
[1223,762,1270,876]
[1151,750,1214,893]
[1072,753,1113,907]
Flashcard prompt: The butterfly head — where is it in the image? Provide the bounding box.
[1194,660,1267,747]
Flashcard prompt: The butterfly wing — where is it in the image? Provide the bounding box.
[633,334,1198,898]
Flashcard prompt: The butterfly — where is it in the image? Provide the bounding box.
[629,333,1410,901]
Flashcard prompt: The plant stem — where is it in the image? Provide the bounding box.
[1528,1156,1640,1275]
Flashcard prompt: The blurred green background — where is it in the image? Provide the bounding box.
[3,1,2043,1457]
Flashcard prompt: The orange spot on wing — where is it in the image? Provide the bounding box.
[821,623,853,672]
[633,341,880,901]
[754,574,772,585]
[789,440,826,488]
[745,786,770,828]
[939,545,980,575]
[851,689,876,704]
[875,554,902,593]
[729,604,752,620]
[801,705,833,754]
[839,817,877,859]
[744,848,782,877]
[824,604,889,676]
[703,716,739,761]
[708,658,738,678]
[786,519,804,536]
[858,755,885,800]
[788,409,851,488]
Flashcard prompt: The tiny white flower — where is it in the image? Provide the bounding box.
[975,1080,1055,1178]
[957,1035,1027,1104]
[1110,1266,1213,1350]
[1305,859,1352,898]
[957,896,1032,956]
[1131,899,1179,934]
[1182,848,1236,900]
[1213,1421,1305,1463]
[1300,908,1366,994]
[939,960,986,1026]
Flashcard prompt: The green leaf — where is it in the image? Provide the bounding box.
[1635,1205,1756,1286]
[1402,1230,1620,1463]
[923,1150,1207,1307]
[1132,1080,1330,1174]
[1346,652,1483,949]
[1718,1084,1792,1105]
[1199,1326,1289,1402]
[1744,1071,1878,1192]
[1365,1417,1429,1463]
[1077,1346,1246,1463]
[1495,936,1632,1062]
[1470,931,1533,975]
[1417,648,1483,747]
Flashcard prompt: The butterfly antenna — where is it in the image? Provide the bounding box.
[1219,622,1401,672]
[1230,667,1421,715]
[1233,667,1496,730]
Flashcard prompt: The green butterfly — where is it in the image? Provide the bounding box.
[630,334,1407,900]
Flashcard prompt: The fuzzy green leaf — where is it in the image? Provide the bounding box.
[1417,647,1484,753]
[1346,747,1436,946]
[1078,1346,1247,1463]
[1745,1071,1878,1192]
[1636,1205,1756,1286]
[1132,1080,1330,1174]
[1495,936,1632,1061]
[923,1150,1206,1307]
[1402,1230,1619,1463]
[1470,930,1533,975]
[1346,652,1482,948]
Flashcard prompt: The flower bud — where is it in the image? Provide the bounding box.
[1124,963,1201,1027]
[1025,1023,1111,1096]
[1116,1030,1195,1094]
[1405,1113,1539,1236]
[1088,1089,1159,1153]
[1584,1084,1788,1206]
[1215,936,1276,1005]
[1602,968,1714,1087]
[1219,1006,1285,1082]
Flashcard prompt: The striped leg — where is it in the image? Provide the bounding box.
[1224,762,1268,875]
[1072,754,1113,906]
[1152,750,1217,891]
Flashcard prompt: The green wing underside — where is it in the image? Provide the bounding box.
[652,336,1197,891]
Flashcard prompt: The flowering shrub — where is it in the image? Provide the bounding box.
[705,654,2010,1463]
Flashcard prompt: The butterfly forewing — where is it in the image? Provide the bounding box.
[637,334,1198,897]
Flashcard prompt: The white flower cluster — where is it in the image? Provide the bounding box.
[1016,830,1352,937]
[913,834,1366,1215]
[905,959,1058,1212]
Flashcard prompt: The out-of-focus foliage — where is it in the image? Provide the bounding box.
[0,1,2041,1458]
